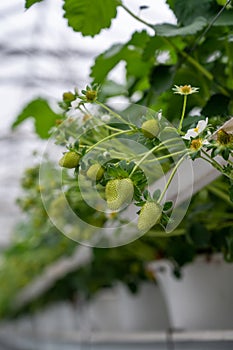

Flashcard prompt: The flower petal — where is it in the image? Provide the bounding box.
[183,129,198,140]
[197,118,208,133]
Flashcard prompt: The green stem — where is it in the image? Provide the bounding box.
[86,129,135,154]
[147,228,185,237]
[129,137,183,161]
[121,3,231,97]
[103,124,126,132]
[201,149,224,172]
[129,144,161,178]
[152,150,187,162]
[158,155,186,203]
[96,100,133,126]
[120,3,155,30]
[207,184,233,207]
[178,94,187,134]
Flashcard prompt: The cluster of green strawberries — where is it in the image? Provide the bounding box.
[56,86,175,233]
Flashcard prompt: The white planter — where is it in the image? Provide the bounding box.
[149,255,233,330]
[87,282,169,332]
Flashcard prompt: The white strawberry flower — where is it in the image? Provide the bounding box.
[66,98,80,117]
[101,114,111,122]
[183,118,208,140]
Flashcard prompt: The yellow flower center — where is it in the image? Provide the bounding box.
[180,85,192,94]
[194,126,199,133]
[190,139,202,151]
[217,129,232,145]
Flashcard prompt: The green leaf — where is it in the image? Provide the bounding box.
[143,36,185,64]
[214,10,233,26]
[150,65,175,94]
[25,0,44,9]
[91,31,151,84]
[154,17,207,37]
[126,50,152,79]
[98,80,128,100]
[171,0,215,25]
[163,201,173,211]
[91,44,126,83]
[63,0,120,37]
[166,0,175,12]
[153,189,161,201]
[12,99,61,139]
[230,184,233,203]
[188,222,211,249]
[202,94,230,117]
[128,30,150,48]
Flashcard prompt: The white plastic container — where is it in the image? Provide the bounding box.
[87,282,170,332]
[149,255,233,330]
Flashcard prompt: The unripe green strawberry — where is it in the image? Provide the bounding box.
[59,151,80,168]
[141,119,160,138]
[105,178,134,211]
[137,201,162,232]
[86,164,104,181]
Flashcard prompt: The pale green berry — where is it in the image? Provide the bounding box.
[141,119,160,138]
[59,151,80,168]
[105,178,134,211]
[137,201,162,232]
[86,164,104,181]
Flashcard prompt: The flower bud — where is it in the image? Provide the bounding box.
[63,91,75,102]
[86,90,97,102]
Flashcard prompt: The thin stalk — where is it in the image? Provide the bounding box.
[120,3,155,30]
[129,141,172,177]
[96,100,133,126]
[121,2,230,96]
[190,0,232,52]
[131,143,184,162]
[86,129,135,154]
[201,149,224,172]
[207,184,233,207]
[148,149,187,163]
[147,228,185,237]
[178,95,187,134]
[158,155,186,203]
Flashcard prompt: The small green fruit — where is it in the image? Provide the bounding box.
[86,164,104,181]
[59,151,80,168]
[105,178,134,211]
[137,201,162,232]
[141,119,160,138]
